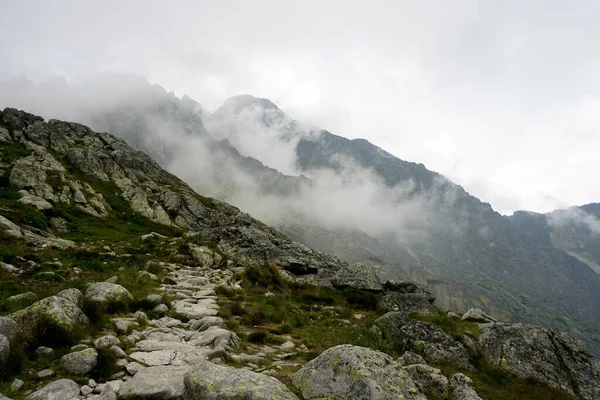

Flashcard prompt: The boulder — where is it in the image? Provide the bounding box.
[26,379,80,400]
[331,263,382,291]
[0,335,9,367]
[56,288,83,307]
[383,280,436,302]
[185,362,298,399]
[190,316,224,331]
[378,293,438,315]
[291,344,426,399]
[460,308,495,323]
[403,364,449,400]
[449,373,482,400]
[11,295,88,339]
[60,348,98,375]
[479,322,600,399]
[188,326,240,350]
[93,335,120,349]
[0,317,21,346]
[85,282,133,306]
[7,292,36,305]
[118,365,189,399]
[374,312,472,370]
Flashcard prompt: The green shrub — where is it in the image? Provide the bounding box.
[247,330,268,344]
[342,288,378,310]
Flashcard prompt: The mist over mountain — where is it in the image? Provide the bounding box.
[2,74,600,355]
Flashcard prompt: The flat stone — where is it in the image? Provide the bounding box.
[118,366,189,400]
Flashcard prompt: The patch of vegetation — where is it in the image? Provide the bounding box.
[0,141,31,163]
[411,312,481,340]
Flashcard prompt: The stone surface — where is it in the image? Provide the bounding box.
[374,312,472,370]
[291,344,426,399]
[26,379,79,400]
[185,362,298,399]
[449,373,483,400]
[55,288,83,307]
[0,317,21,346]
[383,280,436,303]
[118,365,189,399]
[11,296,88,339]
[7,292,36,305]
[461,308,495,323]
[378,292,438,315]
[60,348,98,375]
[330,263,382,291]
[85,282,133,306]
[397,351,427,366]
[94,335,120,349]
[403,364,449,400]
[479,322,600,399]
[0,335,9,367]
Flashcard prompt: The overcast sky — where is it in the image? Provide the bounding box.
[1,0,599,214]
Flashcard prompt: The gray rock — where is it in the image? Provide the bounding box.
[80,385,93,396]
[383,280,436,302]
[403,364,449,400]
[378,292,438,315]
[188,326,240,350]
[190,316,224,331]
[35,346,54,357]
[125,361,145,376]
[36,369,54,378]
[56,288,83,307]
[70,344,88,351]
[479,322,600,399]
[152,304,169,313]
[449,373,482,400]
[0,394,13,400]
[10,379,24,391]
[0,335,9,367]
[374,312,472,370]
[461,308,495,323]
[85,282,133,306]
[118,365,189,399]
[7,292,36,305]
[93,335,120,349]
[145,294,163,305]
[26,379,80,400]
[94,385,117,400]
[0,317,21,346]
[331,263,382,291]
[60,348,98,375]
[185,362,298,399]
[11,295,88,338]
[397,351,426,366]
[291,344,425,399]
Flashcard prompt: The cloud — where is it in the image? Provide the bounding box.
[547,207,600,236]
[1,1,600,213]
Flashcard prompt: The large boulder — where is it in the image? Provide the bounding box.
[60,348,98,375]
[118,365,189,399]
[25,379,80,400]
[331,263,383,291]
[479,322,600,399]
[374,312,472,370]
[378,293,438,315]
[185,362,298,399]
[291,344,426,399]
[56,288,83,307]
[85,282,133,307]
[11,295,88,339]
[187,326,240,350]
[0,335,9,367]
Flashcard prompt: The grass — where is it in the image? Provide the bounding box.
[411,312,481,340]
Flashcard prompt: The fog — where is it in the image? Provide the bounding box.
[0,74,467,245]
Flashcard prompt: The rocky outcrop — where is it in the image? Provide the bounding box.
[403,364,449,400]
[374,312,472,370]
[291,344,426,399]
[479,322,600,399]
[449,373,482,400]
[185,362,298,399]
[383,280,436,303]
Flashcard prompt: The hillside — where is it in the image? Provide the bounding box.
[0,108,599,399]
[1,77,600,357]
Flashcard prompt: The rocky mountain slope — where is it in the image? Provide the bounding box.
[1,77,600,357]
[0,108,599,399]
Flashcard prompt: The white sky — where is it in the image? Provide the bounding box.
[1,0,599,214]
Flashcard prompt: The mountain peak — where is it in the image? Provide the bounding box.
[215,94,280,116]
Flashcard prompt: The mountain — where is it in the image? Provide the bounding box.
[1,76,600,358]
[1,107,599,400]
